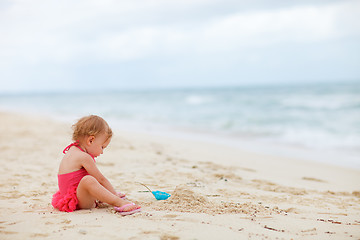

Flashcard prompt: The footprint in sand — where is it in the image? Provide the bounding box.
[213,173,242,181]
[163,214,179,219]
[0,230,18,235]
[30,233,50,237]
[141,230,180,240]
[252,179,308,195]
[302,177,327,183]
[160,233,180,240]
[240,167,256,172]
[142,230,161,235]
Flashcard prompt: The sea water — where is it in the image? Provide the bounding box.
[1,81,359,168]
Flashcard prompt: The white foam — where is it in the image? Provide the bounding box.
[185,95,214,105]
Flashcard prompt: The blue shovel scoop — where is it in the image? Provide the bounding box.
[138,182,171,200]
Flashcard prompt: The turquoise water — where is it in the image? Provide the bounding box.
[1,81,359,167]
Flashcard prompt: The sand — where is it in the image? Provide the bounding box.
[0,111,359,239]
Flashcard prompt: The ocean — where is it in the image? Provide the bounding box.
[1,81,359,168]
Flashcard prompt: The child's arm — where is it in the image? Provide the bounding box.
[80,155,117,195]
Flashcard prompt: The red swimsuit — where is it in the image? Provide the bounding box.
[51,142,94,212]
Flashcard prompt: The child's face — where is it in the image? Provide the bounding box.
[87,133,111,158]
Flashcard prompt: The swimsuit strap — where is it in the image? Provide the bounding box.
[63,141,95,161]
[63,141,81,154]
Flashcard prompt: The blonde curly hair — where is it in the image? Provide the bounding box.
[72,115,113,141]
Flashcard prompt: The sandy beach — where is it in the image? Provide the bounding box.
[0,111,359,240]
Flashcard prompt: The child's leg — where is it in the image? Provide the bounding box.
[76,175,139,211]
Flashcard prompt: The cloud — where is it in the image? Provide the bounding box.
[0,0,359,92]
[1,1,359,63]
[89,1,360,60]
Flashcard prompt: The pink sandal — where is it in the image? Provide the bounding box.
[114,203,141,216]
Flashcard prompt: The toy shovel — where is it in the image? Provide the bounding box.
[138,182,171,200]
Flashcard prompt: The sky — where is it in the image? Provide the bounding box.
[0,0,360,93]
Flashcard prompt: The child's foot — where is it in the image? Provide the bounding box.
[114,202,141,216]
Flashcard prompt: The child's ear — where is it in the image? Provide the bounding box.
[87,136,95,145]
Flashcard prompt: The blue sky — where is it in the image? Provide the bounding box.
[0,0,359,92]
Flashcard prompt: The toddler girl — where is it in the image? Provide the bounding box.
[52,115,141,215]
